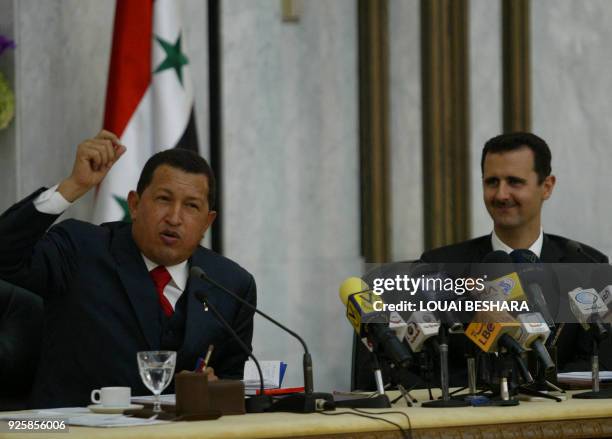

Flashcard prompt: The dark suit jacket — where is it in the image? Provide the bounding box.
[0,279,43,409]
[420,233,610,373]
[420,233,608,266]
[0,189,256,408]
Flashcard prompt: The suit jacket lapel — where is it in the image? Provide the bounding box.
[474,235,493,261]
[540,234,563,262]
[182,250,219,359]
[110,224,161,350]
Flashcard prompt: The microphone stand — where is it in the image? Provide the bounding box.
[449,344,480,400]
[498,335,562,402]
[483,349,519,406]
[422,325,469,408]
[335,352,392,409]
[192,268,334,412]
[525,347,565,397]
[574,322,612,399]
[195,292,272,413]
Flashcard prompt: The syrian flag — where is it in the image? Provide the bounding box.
[94,0,199,223]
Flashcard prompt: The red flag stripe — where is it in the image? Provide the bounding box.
[103,0,153,137]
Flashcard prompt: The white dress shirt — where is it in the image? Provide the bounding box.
[142,256,187,310]
[491,228,544,258]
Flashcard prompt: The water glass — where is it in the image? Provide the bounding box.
[137,350,177,413]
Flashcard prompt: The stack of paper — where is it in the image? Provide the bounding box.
[243,360,287,394]
[558,371,612,383]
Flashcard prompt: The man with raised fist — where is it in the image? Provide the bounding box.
[0,131,256,408]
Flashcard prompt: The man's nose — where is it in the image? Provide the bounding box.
[495,181,511,200]
[165,203,183,225]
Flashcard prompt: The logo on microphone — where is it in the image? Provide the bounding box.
[498,278,515,295]
[575,291,597,305]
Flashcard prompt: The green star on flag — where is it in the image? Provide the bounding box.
[113,195,131,222]
[154,33,189,85]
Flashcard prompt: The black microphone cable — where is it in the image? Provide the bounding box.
[317,407,413,439]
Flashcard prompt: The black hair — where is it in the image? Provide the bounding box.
[481,132,552,184]
[136,148,216,208]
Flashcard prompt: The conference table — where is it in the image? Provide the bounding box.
[1,389,611,439]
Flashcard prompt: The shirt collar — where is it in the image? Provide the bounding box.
[491,228,544,258]
[142,255,189,291]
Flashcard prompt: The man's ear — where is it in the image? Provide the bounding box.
[205,211,217,230]
[542,175,556,200]
[127,191,140,220]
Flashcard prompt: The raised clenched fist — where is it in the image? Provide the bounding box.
[58,130,126,202]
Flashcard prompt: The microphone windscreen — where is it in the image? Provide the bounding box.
[562,240,600,263]
[338,277,369,305]
[510,249,540,264]
[482,250,513,264]
[190,266,206,279]
[566,240,582,254]
[476,251,514,279]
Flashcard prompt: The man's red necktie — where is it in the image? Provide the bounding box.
[150,266,174,317]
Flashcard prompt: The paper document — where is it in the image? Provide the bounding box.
[243,360,287,390]
[131,394,176,405]
[558,371,612,382]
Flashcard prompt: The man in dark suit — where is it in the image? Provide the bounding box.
[420,132,609,374]
[0,131,256,408]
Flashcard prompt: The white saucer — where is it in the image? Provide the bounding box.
[87,403,144,414]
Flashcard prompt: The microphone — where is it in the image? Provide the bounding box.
[193,290,272,413]
[408,263,464,332]
[405,311,440,353]
[470,253,542,384]
[599,287,612,324]
[396,268,469,408]
[338,277,412,368]
[465,312,521,353]
[568,286,612,399]
[478,250,517,277]
[466,252,524,353]
[589,264,612,322]
[476,251,528,302]
[389,311,409,342]
[509,249,557,327]
[525,284,555,328]
[516,313,555,371]
[509,249,539,264]
[482,251,557,374]
[568,287,609,339]
[465,315,533,384]
[566,240,601,263]
[190,267,334,413]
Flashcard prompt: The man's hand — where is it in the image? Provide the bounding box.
[204,366,218,382]
[57,130,126,202]
[178,367,219,380]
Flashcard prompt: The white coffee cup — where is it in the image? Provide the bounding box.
[90,386,131,407]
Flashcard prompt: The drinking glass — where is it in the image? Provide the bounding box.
[137,350,177,413]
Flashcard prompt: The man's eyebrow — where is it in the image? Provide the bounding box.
[154,187,205,201]
[184,196,205,203]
